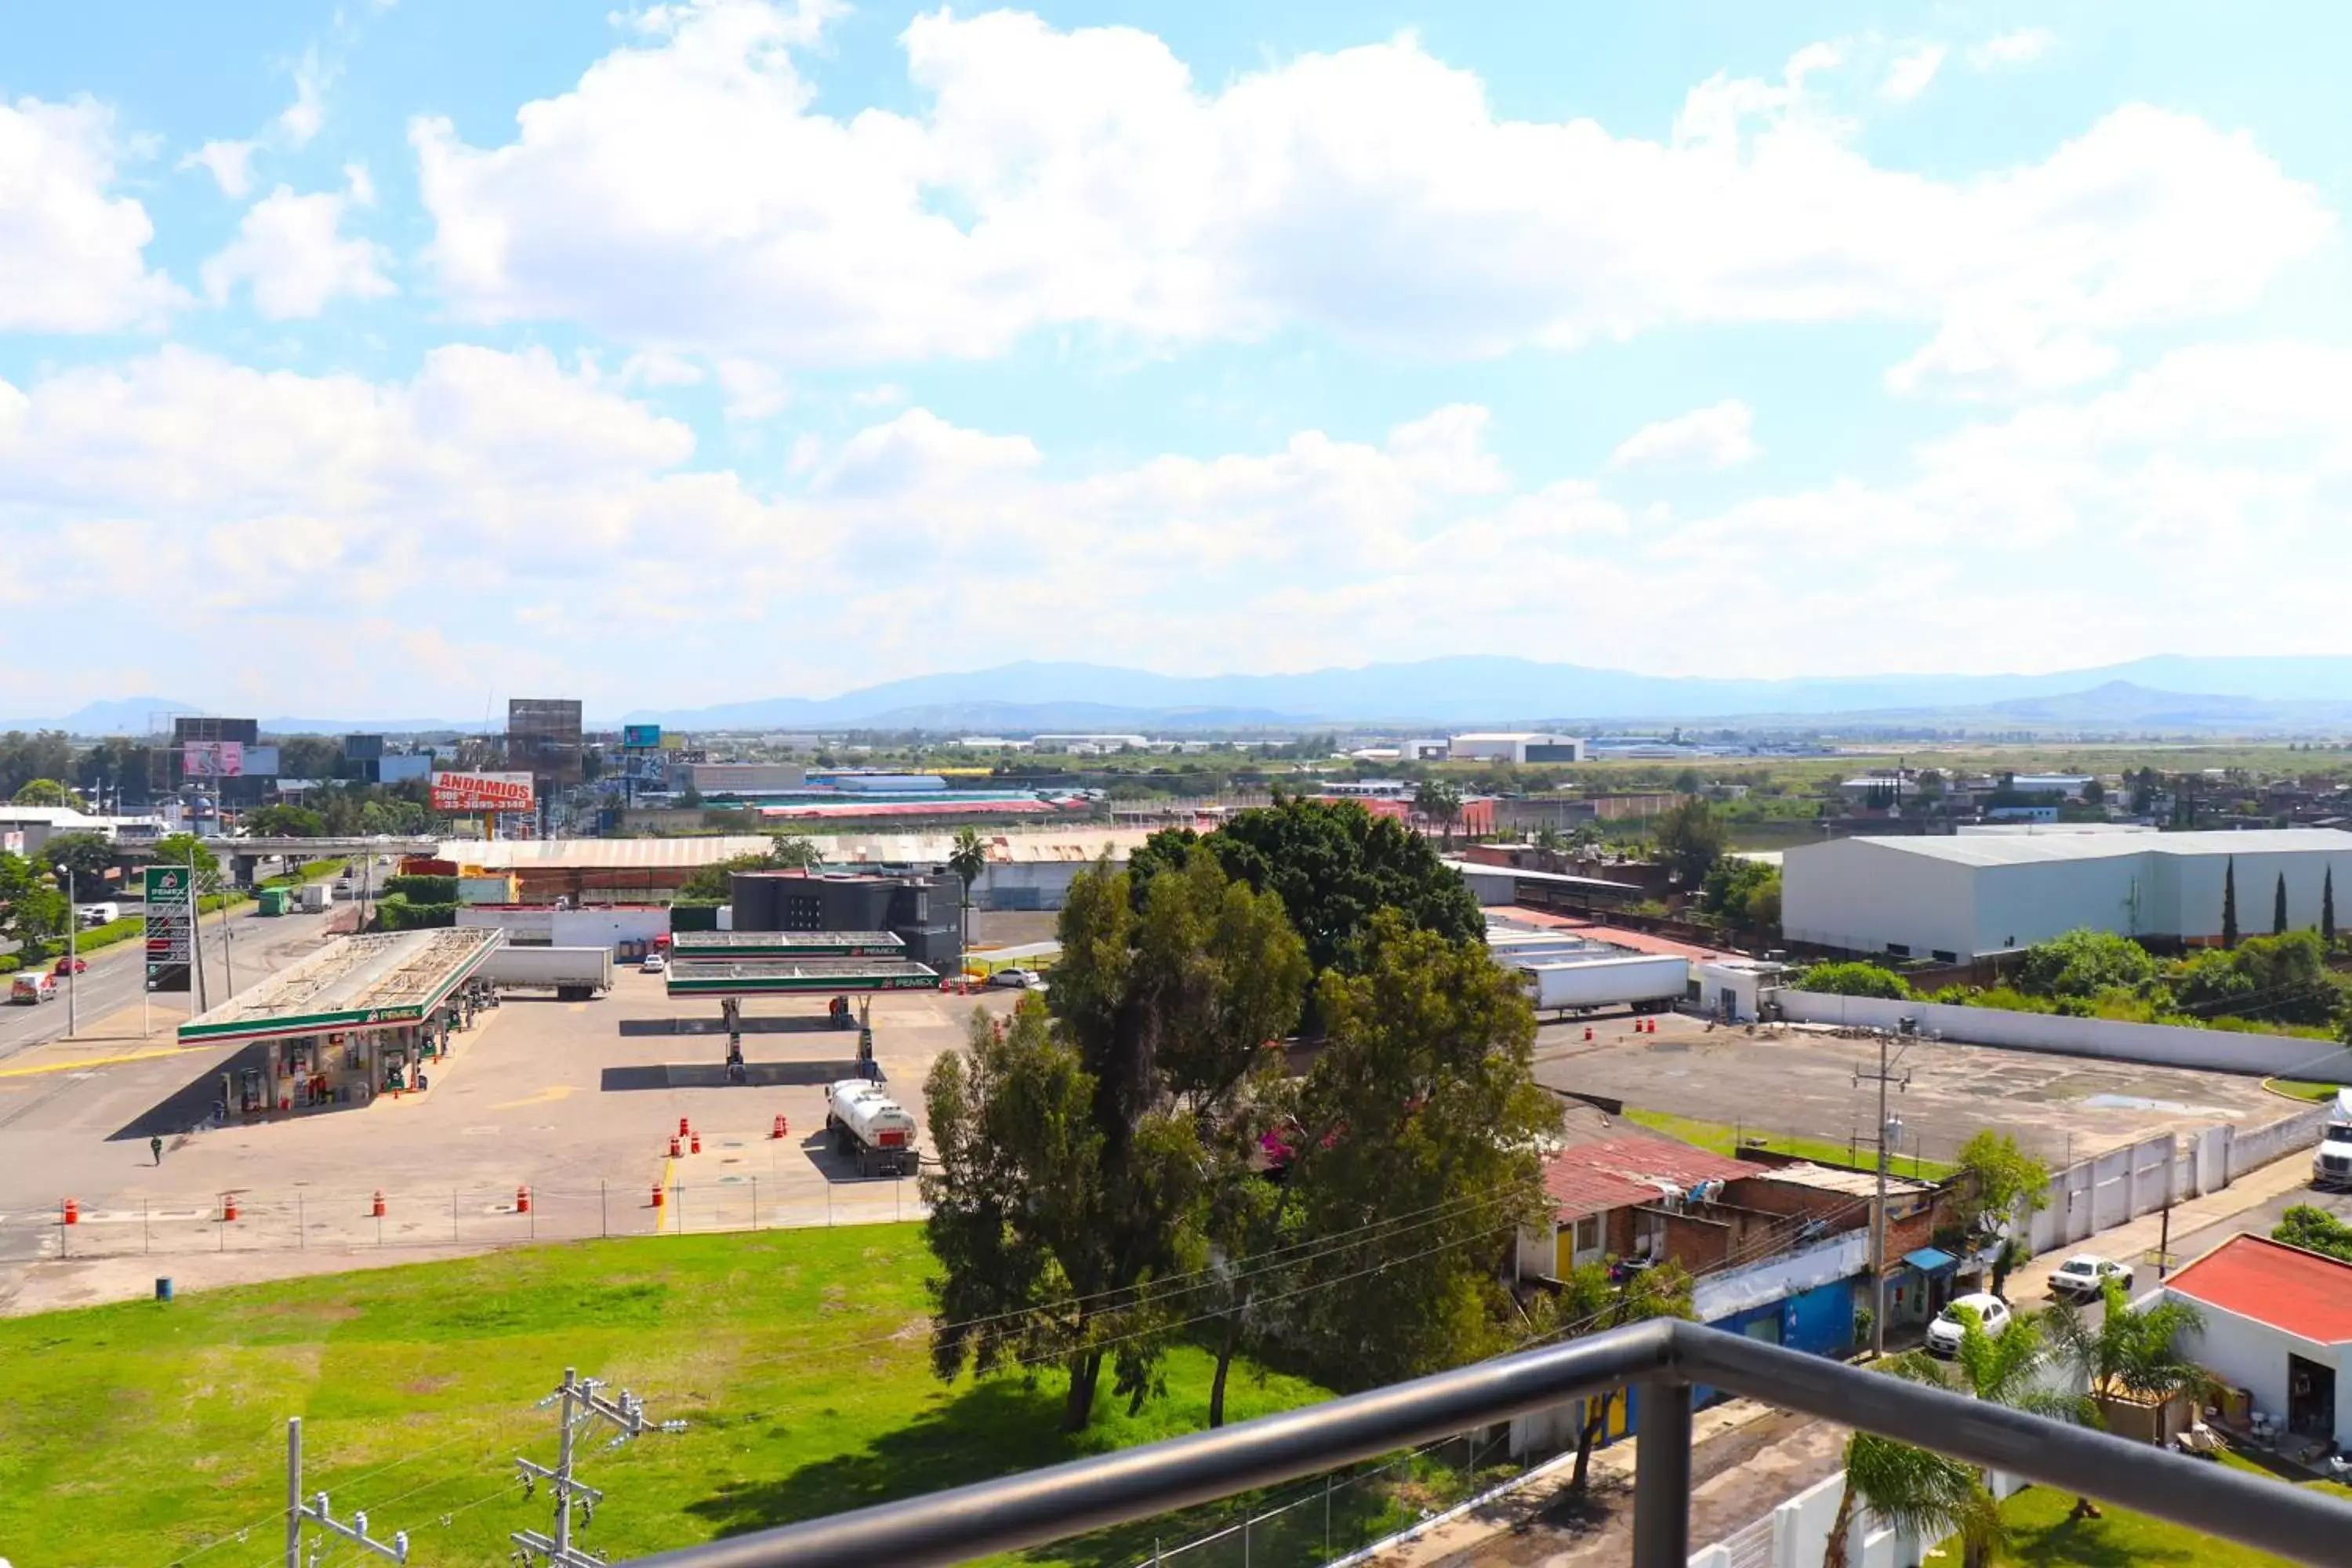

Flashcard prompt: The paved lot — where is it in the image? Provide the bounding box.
[0,958,1021,1301]
[1534,1012,2293,1168]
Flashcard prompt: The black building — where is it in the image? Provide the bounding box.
[507,699,584,790]
[172,715,272,807]
[731,872,964,973]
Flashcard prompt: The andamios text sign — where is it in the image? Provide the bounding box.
[430,771,537,812]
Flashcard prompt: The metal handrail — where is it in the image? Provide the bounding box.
[626,1319,2352,1568]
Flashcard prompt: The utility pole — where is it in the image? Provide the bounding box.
[511,1367,686,1567]
[187,845,210,1014]
[1856,1026,1912,1359]
[61,864,76,1038]
[285,1416,411,1566]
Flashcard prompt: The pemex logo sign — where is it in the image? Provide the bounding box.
[144,864,196,994]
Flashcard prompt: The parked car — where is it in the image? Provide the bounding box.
[51,956,87,976]
[640,953,668,974]
[2050,1254,2134,1301]
[989,967,1043,989]
[1926,1292,2012,1358]
[10,972,60,1005]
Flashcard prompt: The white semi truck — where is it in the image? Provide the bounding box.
[2312,1090,2352,1190]
[1512,953,1690,1015]
[481,946,613,1002]
[826,1079,920,1176]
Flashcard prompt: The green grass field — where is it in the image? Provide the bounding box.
[1624,1108,1957,1181]
[0,1226,1370,1568]
[2264,1077,2344,1103]
[1975,1453,2352,1566]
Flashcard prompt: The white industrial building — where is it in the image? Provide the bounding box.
[2165,1235,2352,1454]
[1447,732,1587,764]
[1782,828,2352,961]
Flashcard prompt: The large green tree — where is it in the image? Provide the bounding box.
[2275,1203,2352,1262]
[0,731,74,800]
[1653,794,1727,888]
[37,832,116,893]
[2016,929,2158,1000]
[2045,1279,2212,1515]
[11,778,73,807]
[243,804,328,837]
[1823,1432,1997,1568]
[1412,779,1464,849]
[1950,1131,2051,1295]
[2172,931,2339,1026]
[1888,1308,2092,1551]
[1699,857,1780,936]
[0,851,69,955]
[151,833,220,882]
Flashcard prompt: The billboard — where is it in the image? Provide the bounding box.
[183,741,245,777]
[143,863,195,994]
[430,771,537,813]
[241,746,280,776]
[622,724,662,750]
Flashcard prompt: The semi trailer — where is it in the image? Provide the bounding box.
[481,945,613,1001]
[826,1079,920,1176]
[1511,953,1690,1014]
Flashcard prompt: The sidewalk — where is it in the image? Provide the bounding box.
[2010,1150,2316,1301]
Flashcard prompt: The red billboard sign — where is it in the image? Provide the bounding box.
[429,771,537,813]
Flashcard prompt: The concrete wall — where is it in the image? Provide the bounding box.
[1778,990,2352,1082]
[2027,1132,2185,1255]
[2168,1296,2337,1446]
[2228,1102,2333,1182]
[1971,855,2150,956]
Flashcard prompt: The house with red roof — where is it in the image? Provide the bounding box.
[2166,1233,2352,1452]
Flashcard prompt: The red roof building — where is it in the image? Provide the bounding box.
[2165,1235,2352,1450]
[1521,1132,1753,1281]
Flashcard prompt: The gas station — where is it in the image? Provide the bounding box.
[176,927,506,1115]
[662,938,939,1086]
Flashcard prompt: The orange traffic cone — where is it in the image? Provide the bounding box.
[669,1135,681,1158]
[222,1194,240,1222]
[372,1189,387,1218]
[516,1185,531,1214]
[689,1133,701,1155]
[771,1114,788,1140]
[61,1198,78,1225]
[651,1183,665,1209]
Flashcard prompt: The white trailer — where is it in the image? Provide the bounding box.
[1512,953,1690,1014]
[481,945,613,1001]
[826,1079,920,1176]
[296,883,332,913]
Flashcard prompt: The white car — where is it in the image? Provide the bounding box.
[1925,1292,2012,1359]
[989,967,1043,989]
[2050,1254,2134,1301]
[640,953,667,974]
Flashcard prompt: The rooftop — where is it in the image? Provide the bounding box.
[1540,1133,1753,1222]
[179,928,503,1044]
[669,930,903,953]
[1737,1160,1933,1200]
[446,828,1161,870]
[2167,1233,2352,1344]
[1795,827,2352,869]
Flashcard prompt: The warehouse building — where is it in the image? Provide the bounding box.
[1782,829,2352,961]
[1447,732,1587,764]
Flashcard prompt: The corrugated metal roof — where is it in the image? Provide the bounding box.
[1541,1134,1753,1221]
[2168,1234,2352,1343]
[444,827,1162,870]
[1792,828,2352,869]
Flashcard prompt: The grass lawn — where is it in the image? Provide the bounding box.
[2263,1077,2343,1103]
[1947,1451,2352,1565]
[0,1225,1372,1568]
[1624,1108,1956,1181]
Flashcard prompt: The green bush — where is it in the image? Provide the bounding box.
[2016,929,2159,998]
[75,916,141,953]
[0,955,17,975]
[1793,961,1912,1000]
[376,894,456,931]
[382,874,458,904]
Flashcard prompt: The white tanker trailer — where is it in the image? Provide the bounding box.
[826,1079,920,1176]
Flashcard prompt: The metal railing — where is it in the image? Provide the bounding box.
[622,1319,2352,1568]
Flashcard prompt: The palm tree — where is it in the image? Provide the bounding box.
[2043,1281,2213,1517]
[1887,1305,2093,1563]
[1414,779,1464,849]
[946,826,989,954]
[1822,1432,1999,1568]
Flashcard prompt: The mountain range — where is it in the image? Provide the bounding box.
[10,655,2352,735]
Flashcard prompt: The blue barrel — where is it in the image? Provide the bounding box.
[154,1277,174,1302]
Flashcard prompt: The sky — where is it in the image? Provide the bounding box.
[2,0,2349,718]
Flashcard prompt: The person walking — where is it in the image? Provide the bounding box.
[149,1134,164,1165]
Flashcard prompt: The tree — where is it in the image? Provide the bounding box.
[2221,857,2239,948]
[1889,1307,2092,1548]
[0,731,74,801]
[1559,1260,1694,1492]
[1412,779,1464,848]
[1654,795,1726,887]
[2274,872,2291,937]
[1794,962,1913,1000]
[1822,1433,1998,1568]
[2326,867,2338,947]
[244,804,328,837]
[1274,913,1557,1393]
[2045,1279,2212,1519]
[947,826,989,953]
[0,850,70,953]
[2173,931,2339,1026]
[37,832,115,893]
[766,830,824,871]
[1698,857,1780,936]
[2081,777,2106,806]
[2275,1203,2352,1263]
[11,778,72,807]
[1950,1131,2051,1296]
[2016,929,2158,1000]
[151,833,219,882]
[1531,824,1566,872]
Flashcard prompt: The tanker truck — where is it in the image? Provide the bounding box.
[826,1079,920,1177]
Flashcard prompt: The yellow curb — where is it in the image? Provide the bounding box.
[657,1154,675,1234]
[0,1044,211,1078]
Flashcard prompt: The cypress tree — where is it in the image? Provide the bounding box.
[2326,867,2338,946]
[2274,871,2289,936]
[2221,858,2239,948]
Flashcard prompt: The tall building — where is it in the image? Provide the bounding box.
[171,716,276,807]
[731,871,964,973]
[506,699,584,789]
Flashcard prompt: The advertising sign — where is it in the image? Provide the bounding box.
[143,864,195,994]
[430,771,537,813]
[183,740,245,777]
[622,724,662,750]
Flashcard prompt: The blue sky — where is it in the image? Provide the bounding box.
[2,0,2347,717]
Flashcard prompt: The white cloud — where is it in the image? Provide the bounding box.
[1879,44,1947,103]
[1607,401,1759,472]
[715,359,793,421]
[201,185,396,318]
[850,383,908,408]
[343,161,378,206]
[0,96,181,332]
[278,45,329,146]
[411,6,2328,389]
[183,138,260,198]
[1970,29,2056,69]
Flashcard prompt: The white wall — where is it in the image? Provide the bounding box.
[1778,991,2352,1083]
[1782,839,1976,959]
[1971,855,2149,956]
[2170,1297,2310,1440]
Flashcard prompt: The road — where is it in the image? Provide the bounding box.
[0,906,314,1063]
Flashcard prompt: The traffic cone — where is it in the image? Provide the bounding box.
[771,1114,788,1140]
[1583,1025,1593,1041]
[678,1116,691,1139]
[62,1198,78,1225]
[651,1183,665,1209]
[689,1133,702,1155]
[372,1190,387,1218]
[516,1185,530,1214]
[669,1135,681,1158]
[222,1194,240,1222]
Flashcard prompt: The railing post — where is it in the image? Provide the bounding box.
[1631,1379,1691,1568]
